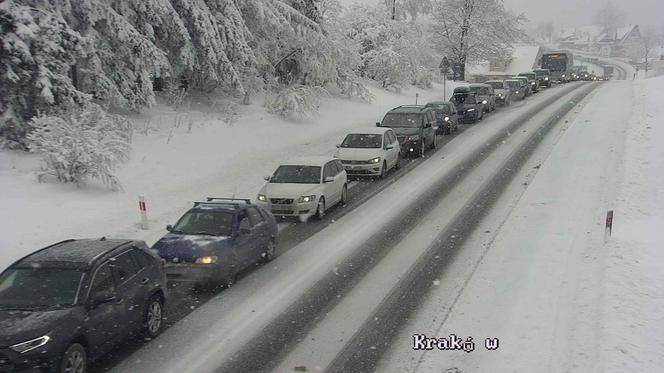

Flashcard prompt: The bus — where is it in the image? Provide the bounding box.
[541,52,574,83]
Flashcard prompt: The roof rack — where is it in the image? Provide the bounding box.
[206,197,251,204]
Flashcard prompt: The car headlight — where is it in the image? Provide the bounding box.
[515,91,519,94]
[467,108,475,112]
[195,256,218,264]
[482,100,487,104]
[545,77,549,80]
[10,336,50,354]
[562,74,566,77]
[497,93,502,97]
[257,194,267,202]
[406,135,420,141]
[530,81,535,85]
[298,195,316,203]
[444,116,449,121]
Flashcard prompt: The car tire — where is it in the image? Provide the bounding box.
[379,162,387,179]
[430,134,437,150]
[395,153,401,169]
[315,198,325,220]
[225,268,238,288]
[142,295,163,339]
[59,343,87,373]
[341,184,348,204]
[420,141,426,158]
[263,238,276,262]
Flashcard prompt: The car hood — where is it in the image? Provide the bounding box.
[334,148,382,161]
[153,233,231,261]
[260,183,321,199]
[0,308,77,346]
[495,88,508,95]
[387,127,421,137]
[455,103,479,111]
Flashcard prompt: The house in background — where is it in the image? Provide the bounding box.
[555,24,643,59]
[466,44,544,82]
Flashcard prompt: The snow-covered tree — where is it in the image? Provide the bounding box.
[0,0,89,149]
[430,0,526,80]
[595,1,624,35]
[266,85,327,118]
[26,103,131,189]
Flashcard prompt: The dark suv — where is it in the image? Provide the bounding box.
[154,198,278,288]
[0,238,165,373]
[377,106,437,157]
[450,87,485,123]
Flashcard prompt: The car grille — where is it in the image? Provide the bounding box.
[346,170,374,175]
[270,198,294,205]
[341,159,371,165]
[271,209,294,215]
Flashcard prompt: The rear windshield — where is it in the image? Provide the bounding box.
[381,113,423,128]
[172,211,234,236]
[451,93,476,104]
[486,81,504,89]
[271,165,321,184]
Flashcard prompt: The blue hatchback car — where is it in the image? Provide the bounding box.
[153,198,278,288]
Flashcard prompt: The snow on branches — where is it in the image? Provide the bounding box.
[27,104,132,190]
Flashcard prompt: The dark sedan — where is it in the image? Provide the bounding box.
[154,198,278,289]
[450,88,484,123]
[0,238,165,373]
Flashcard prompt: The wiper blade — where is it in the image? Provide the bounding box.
[193,232,217,236]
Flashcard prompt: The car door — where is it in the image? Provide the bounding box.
[385,131,399,168]
[424,112,434,146]
[235,211,257,269]
[85,261,126,355]
[322,162,339,205]
[246,207,269,261]
[109,250,144,330]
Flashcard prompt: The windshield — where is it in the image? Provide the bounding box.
[172,211,233,236]
[451,93,476,104]
[381,113,423,128]
[0,268,83,309]
[542,54,568,72]
[341,134,382,148]
[469,86,481,93]
[506,81,520,89]
[270,165,321,184]
[487,81,504,89]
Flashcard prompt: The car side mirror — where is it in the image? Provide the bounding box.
[375,122,381,127]
[324,176,335,183]
[336,144,341,148]
[166,224,173,232]
[263,175,271,181]
[90,291,117,308]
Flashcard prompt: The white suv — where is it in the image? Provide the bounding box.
[333,127,401,179]
[257,157,348,221]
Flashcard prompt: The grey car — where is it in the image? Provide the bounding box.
[377,105,438,157]
[485,80,512,106]
[504,79,526,101]
[511,76,531,96]
[424,101,459,135]
[469,83,496,112]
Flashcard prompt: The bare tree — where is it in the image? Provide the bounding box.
[536,21,555,43]
[595,1,625,35]
[430,0,526,81]
[642,29,663,73]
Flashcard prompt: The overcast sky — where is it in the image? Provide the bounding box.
[337,0,664,32]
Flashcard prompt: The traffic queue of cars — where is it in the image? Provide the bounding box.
[0,67,572,373]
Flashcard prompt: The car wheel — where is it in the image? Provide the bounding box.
[142,295,163,339]
[60,343,87,373]
[225,268,238,288]
[430,134,437,150]
[395,153,401,169]
[420,141,426,157]
[315,198,325,220]
[341,184,348,203]
[263,238,276,262]
[379,162,387,179]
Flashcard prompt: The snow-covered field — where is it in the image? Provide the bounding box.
[381,76,664,372]
[0,81,462,271]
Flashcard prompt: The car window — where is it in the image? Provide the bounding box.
[239,211,252,229]
[334,160,344,173]
[323,162,336,178]
[90,263,115,296]
[130,248,152,269]
[387,131,396,144]
[111,252,139,284]
[247,207,264,226]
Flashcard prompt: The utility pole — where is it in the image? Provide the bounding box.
[392,0,396,20]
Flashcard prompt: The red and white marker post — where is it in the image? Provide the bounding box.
[139,196,149,230]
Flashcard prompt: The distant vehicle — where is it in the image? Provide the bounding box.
[257,157,348,220]
[485,80,512,106]
[334,127,401,178]
[155,198,278,288]
[469,83,496,112]
[517,72,540,93]
[450,87,485,123]
[0,238,166,373]
[511,76,532,96]
[377,105,438,157]
[603,65,614,79]
[504,79,526,101]
[541,51,574,82]
[424,101,459,134]
[533,68,552,88]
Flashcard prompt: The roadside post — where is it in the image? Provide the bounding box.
[139,196,149,230]
[604,210,614,241]
[415,93,419,105]
[440,57,450,99]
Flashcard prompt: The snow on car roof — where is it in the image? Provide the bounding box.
[14,238,131,268]
[346,127,390,135]
[281,156,335,167]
